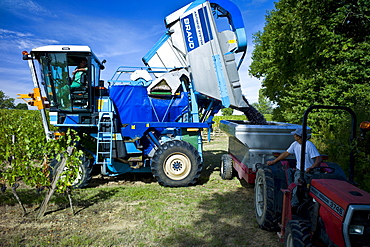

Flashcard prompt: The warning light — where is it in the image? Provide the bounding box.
[360,121,370,131]
[22,51,30,60]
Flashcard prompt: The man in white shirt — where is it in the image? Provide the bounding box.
[266,128,323,206]
[267,128,322,171]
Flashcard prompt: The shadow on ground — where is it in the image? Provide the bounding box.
[157,186,280,246]
[198,149,227,185]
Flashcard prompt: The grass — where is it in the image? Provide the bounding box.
[0,133,280,247]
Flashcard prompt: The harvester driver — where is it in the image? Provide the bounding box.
[71,58,88,88]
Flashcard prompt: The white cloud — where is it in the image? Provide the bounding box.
[0,28,59,52]
[0,0,56,18]
[15,39,60,50]
[0,29,32,37]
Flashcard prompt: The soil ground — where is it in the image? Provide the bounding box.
[0,133,282,247]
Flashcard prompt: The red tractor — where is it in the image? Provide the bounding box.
[254,105,370,247]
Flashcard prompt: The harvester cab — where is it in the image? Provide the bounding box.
[23,45,106,115]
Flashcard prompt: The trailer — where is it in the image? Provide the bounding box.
[219,120,307,183]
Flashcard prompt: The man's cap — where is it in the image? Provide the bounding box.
[291,128,311,139]
[291,128,303,137]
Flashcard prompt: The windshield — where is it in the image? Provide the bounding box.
[39,52,97,112]
[40,53,72,111]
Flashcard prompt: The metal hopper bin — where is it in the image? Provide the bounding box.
[220,120,307,183]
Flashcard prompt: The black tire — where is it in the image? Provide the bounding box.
[71,156,93,188]
[284,220,312,247]
[50,155,92,189]
[220,154,233,180]
[254,167,279,231]
[151,140,202,187]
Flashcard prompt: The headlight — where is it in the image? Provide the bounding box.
[349,225,364,235]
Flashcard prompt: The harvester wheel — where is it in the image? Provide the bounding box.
[254,167,279,231]
[151,140,202,187]
[72,156,93,188]
[220,154,233,180]
[284,220,312,247]
[50,155,93,189]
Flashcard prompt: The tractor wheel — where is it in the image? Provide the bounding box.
[151,140,202,187]
[220,154,233,180]
[254,167,279,231]
[50,155,93,189]
[284,220,312,247]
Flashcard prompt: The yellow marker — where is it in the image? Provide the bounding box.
[17,88,49,110]
[97,99,104,110]
[54,131,66,140]
[187,128,199,132]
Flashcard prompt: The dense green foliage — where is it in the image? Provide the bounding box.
[0,109,48,187]
[221,107,234,116]
[0,109,82,194]
[15,103,29,110]
[250,0,370,120]
[250,0,370,189]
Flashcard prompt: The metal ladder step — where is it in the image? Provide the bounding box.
[96,112,114,165]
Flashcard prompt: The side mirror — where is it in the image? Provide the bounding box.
[100,59,107,70]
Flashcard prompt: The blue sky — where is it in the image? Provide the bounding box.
[0,0,276,106]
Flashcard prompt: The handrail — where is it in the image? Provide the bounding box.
[300,105,357,183]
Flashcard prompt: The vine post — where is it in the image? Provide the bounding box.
[36,146,74,219]
[9,134,27,216]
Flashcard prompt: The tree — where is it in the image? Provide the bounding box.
[249,0,370,190]
[15,103,28,110]
[249,0,370,123]
[0,90,15,109]
[221,107,234,116]
[251,89,274,115]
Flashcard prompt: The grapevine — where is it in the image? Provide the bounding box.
[0,109,83,216]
